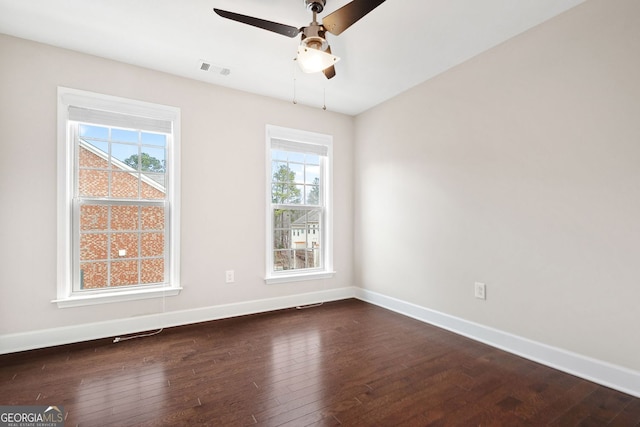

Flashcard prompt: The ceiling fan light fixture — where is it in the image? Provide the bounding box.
[297,38,339,73]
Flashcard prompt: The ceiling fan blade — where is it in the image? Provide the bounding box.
[213,8,301,38]
[323,45,336,79]
[323,65,336,79]
[322,0,386,35]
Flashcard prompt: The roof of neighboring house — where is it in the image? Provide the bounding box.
[80,139,166,194]
[291,209,320,227]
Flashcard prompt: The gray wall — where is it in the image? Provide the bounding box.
[0,34,354,335]
[354,0,640,371]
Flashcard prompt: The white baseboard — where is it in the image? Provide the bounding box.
[3,286,638,398]
[355,288,640,398]
[0,287,356,355]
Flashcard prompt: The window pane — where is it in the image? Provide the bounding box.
[111,232,139,259]
[112,143,138,169]
[306,154,320,166]
[273,229,290,250]
[111,128,138,143]
[289,152,305,163]
[271,160,284,177]
[291,226,305,247]
[272,163,294,183]
[272,208,321,271]
[289,163,304,183]
[305,167,319,185]
[141,174,165,200]
[274,249,294,271]
[294,247,309,269]
[291,247,314,269]
[142,206,165,230]
[80,205,108,231]
[111,205,139,230]
[79,169,108,197]
[80,233,108,261]
[111,260,139,286]
[272,183,301,204]
[79,143,109,168]
[272,150,288,161]
[111,171,139,198]
[306,185,320,205]
[273,209,305,231]
[80,261,108,289]
[141,258,164,284]
[79,124,108,139]
[141,232,164,257]
[141,147,165,172]
[80,139,109,156]
[141,132,166,147]
[295,185,305,203]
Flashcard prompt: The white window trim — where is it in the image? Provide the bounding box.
[55,87,181,308]
[265,125,335,284]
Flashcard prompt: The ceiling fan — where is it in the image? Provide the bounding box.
[213,0,387,79]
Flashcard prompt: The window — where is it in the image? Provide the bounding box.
[266,125,334,283]
[56,87,181,307]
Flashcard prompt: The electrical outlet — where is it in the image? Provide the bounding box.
[225,270,235,283]
[474,282,486,300]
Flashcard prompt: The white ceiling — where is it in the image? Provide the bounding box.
[0,0,586,115]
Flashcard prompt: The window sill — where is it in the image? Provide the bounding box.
[53,286,182,308]
[265,271,335,285]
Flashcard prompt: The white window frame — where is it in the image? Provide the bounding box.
[55,87,181,307]
[265,125,334,284]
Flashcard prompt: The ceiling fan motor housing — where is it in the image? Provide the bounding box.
[305,0,326,14]
[301,24,329,51]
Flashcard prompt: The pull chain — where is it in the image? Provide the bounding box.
[323,87,327,111]
[292,62,330,111]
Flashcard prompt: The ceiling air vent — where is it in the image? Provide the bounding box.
[199,60,231,76]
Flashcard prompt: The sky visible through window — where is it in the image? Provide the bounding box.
[271,149,320,205]
[79,124,166,173]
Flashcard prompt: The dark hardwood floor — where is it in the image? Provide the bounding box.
[1,299,639,426]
